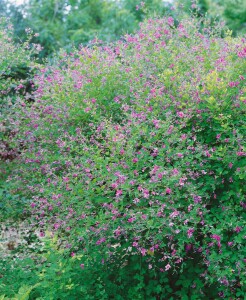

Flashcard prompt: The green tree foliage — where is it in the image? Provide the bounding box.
[176,0,246,35]
[0,0,28,41]
[209,0,246,35]
[176,0,209,17]
[24,0,68,57]
[4,0,172,57]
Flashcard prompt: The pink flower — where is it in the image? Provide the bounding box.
[114,227,121,236]
[172,249,177,256]
[16,84,24,90]
[132,157,138,163]
[84,107,91,112]
[237,151,246,156]
[143,189,149,198]
[167,17,174,26]
[71,252,75,257]
[96,238,106,245]
[235,226,242,233]
[185,244,193,252]
[149,246,155,252]
[228,81,239,87]
[140,248,147,256]
[173,168,179,175]
[177,111,185,118]
[80,264,84,269]
[153,119,160,128]
[54,223,60,230]
[179,177,186,186]
[187,228,194,238]
[238,47,246,58]
[211,234,221,242]
[167,125,174,134]
[116,189,123,197]
[120,149,125,155]
[166,187,172,194]
[165,264,171,271]
[170,211,179,218]
[111,183,118,189]
[193,195,201,204]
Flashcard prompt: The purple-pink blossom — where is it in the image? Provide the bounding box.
[187,228,194,238]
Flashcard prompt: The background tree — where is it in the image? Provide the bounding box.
[175,0,246,35]
[2,0,173,57]
[208,0,246,35]
[0,0,28,41]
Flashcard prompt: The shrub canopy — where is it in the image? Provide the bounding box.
[6,15,246,299]
[0,18,40,182]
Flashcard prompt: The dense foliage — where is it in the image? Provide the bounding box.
[1,14,245,299]
[0,18,40,190]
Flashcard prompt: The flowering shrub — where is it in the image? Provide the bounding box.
[0,18,41,223]
[8,15,246,298]
[0,18,40,177]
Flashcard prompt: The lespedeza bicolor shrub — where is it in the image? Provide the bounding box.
[8,15,246,299]
[0,18,40,163]
[0,18,41,221]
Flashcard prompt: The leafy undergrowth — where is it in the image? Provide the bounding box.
[1,14,246,300]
